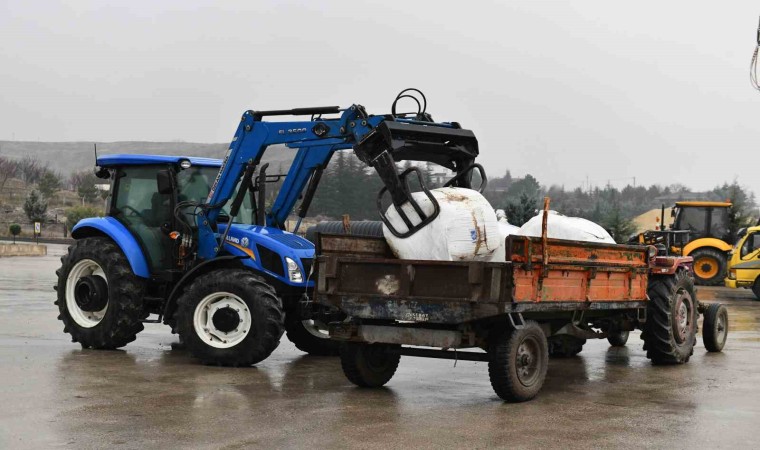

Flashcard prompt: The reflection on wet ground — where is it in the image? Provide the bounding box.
[1,245,759,448]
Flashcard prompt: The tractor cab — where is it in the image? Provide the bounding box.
[93,155,229,274]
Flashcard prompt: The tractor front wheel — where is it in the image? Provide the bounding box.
[752,279,760,301]
[285,317,340,356]
[702,303,728,352]
[690,248,726,286]
[176,269,284,366]
[55,237,146,349]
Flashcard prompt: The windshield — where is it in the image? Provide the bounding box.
[176,166,254,224]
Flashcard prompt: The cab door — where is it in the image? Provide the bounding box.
[736,232,760,283]
[112,165,175,272]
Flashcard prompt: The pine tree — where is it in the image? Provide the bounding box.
[24,189,48,223]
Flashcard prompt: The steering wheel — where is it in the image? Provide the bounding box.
[121,205,145,220]
[443,163,488,193]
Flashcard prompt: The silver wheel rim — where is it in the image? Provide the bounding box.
[65,259,108,328]
[301,319,330,339]
[193,292,251,349]
[716,310,728,346]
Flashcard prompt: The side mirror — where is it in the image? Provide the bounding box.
[156,170,176,195]
[670,208,676,218]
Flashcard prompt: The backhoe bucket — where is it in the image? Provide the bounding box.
[355,121,480,238]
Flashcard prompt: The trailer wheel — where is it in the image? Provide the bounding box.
[607,330,630,347]
[176,269,284,366]
[642,274,697,364]
[547,335,585,357]
[702,303,728,352]
[340,342,400,387]
[488,321,548,402]
[285,316,340,356]
[54,237,146,349]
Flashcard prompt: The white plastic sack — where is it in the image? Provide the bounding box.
[489,211,521,262]
[516,210,615,244]
[382,187,500,261]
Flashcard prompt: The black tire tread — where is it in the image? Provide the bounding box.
[285,317,340,356]
[54,237,145,349]
[690,248,726,286]
[488,321,548,402]
[176,269,284,366]
[340,343,400,387]
[702,303,728,352]
[642,273,697,364]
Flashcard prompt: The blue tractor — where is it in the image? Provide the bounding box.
[55,91,482,366]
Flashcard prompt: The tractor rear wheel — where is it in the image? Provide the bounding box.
[488,321,548,402]
[642,273,697,364]
[752,279,760,301]
[285,316,340,356]
[690,248,726,286]
[340,342,400,387]
[54,237,146,349]
[176,269,284,366]
[702,303,728,352]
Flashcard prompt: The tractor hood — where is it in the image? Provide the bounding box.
[219,223,315,286]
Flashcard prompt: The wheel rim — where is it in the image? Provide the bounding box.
[694,256,719,280]
[672,288,694,344]
[65,259,108,328]
[515,335,542,387]
[715,309,728,347]
[193,292,252,349]
[301,319,330,339]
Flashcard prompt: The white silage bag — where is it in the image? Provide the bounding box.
[382,187,500,261]
[489,211,521,262]
[516,210,615,244]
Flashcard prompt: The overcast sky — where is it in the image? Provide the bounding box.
[1,0,759,195]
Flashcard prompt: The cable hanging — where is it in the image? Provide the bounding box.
[752,16,760,92]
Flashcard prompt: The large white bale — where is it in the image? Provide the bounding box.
[516,210,615,243]
[488,210,521,262]
[382,187,500,261]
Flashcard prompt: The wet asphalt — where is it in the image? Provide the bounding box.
[1,244,759,449]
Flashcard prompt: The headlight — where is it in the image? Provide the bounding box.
[728,269,736,280]
[285,257,303,283]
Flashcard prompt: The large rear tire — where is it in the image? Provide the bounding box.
[340,342,400,387]
[690,248,726,286]
[752,279,760,301]
[488,321,548,402]
[285,316,340,356]
[54,237,145,349]
[176,269,284,366]
[702,303,728,352]
[642,273,698,364]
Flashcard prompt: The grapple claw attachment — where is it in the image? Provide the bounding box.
[376,167,440,238]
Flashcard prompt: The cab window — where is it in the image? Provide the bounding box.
[676,207,707,237]
[741,233,760,258]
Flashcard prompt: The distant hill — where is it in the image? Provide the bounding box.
[0,141,296,175]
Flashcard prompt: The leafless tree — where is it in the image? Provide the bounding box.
[0,156,19,193]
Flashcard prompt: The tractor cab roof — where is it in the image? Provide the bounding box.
[96,154,222,168]
[674,201,732,208]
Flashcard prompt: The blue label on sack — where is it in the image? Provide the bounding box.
[470,229,477,241]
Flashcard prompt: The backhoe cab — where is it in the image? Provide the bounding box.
[635,201,735,285]
[55,90,484,366]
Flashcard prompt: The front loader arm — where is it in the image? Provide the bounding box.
[195,98,481,260]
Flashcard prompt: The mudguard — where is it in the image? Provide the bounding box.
[682,238,733,256]
[71,217,150,278]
